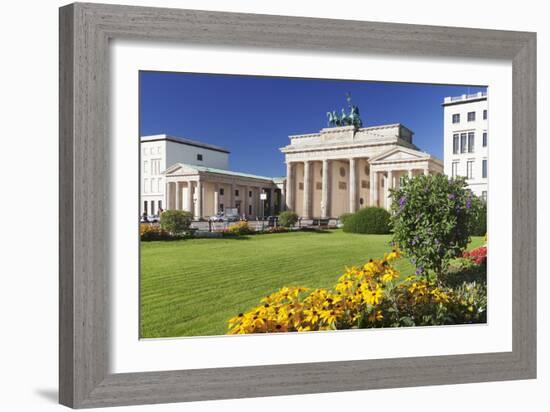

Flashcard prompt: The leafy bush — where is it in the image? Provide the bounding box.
[278,211,299,228]
[227,221,254,236]
[268,226,289,234]
[339,213,354,226]
[227,249,487,334]
[342,207,390,234]
[389,175,479,281]
[470,198,487,236]
[140,223,169,241]
[160,210,193,235]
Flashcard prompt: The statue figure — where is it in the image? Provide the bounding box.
[325,93,364,129]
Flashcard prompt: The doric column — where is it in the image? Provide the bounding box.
[303,161,311,219]
[175,182,182,210]
[386,170,393,209]
[214,184,219,215]
[244,186,249,217]
[229,183,235,208]
[408,169,413,178]
[186,182,194,214]
[166,182,172,210]
[321,159,330,218]
[423,167,429,176]
[373,171,379,207]
[195,180,203,220]
[286,162,294,211]
[349,158,357,213]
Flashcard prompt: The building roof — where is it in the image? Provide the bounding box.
[442,92,487,107]
[140,134,230,154]
[165,163,276,182]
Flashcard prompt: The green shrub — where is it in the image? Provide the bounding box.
[339,212,354,226]
[342,207,390,234]
[389,174,478,282]
[470,198,487,236]
[160,210,193,235]
[278,211,299,228]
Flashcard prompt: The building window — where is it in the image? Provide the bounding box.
[143,160,148,174]
[197,154,203,161]
[151,159,161,175]
[249,190,252,197]
[453,134,459,154]
[359,198,364,205]
[158,200,162,212]
[483,132,487,147]
[364,165,370,175]
[452,113,460,124]
[482,159,487,178]
[248,205,252,214]
[219,188,224,196]
[452,161,459,178]
[338,181,347,190]
[315,182,322,190]
[235,189,239,197]
[466,160,474,179]
[219,203,224,212]
[339,167,346,177]
[468,132,475,153]
[157,178,162,193]
[151,201,155,216]
[481,191,487,202]
[361,180,369,189]
[483,109,487,120]
[467,111,476,122]
[143,201,148,215]
[460,133,467,153]
[144,178,149,193]
[299,182,304,190]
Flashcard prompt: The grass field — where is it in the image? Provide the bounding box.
[140,230,484,338]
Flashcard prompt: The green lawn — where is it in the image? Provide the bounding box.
[140,230,484,338]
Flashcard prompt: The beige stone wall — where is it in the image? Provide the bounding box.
[330,160,350,218]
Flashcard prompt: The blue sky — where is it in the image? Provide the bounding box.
[140,72,486,177]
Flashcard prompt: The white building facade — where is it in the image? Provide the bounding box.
[280,124,443,219]
[140,134,230,216]
[141,123,444,220]
[442,92,488,200]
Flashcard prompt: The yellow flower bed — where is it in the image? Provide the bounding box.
[228,249,440,334]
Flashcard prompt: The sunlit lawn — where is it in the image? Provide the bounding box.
[140,229,484,338]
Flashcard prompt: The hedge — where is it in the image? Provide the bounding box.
[342,207,390,234]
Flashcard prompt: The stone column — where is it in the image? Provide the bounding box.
[373,171,379,207]
[166,182,172,210]
[386,170,393,209]
[423,167,429,176]
[195,180,203,220]
[186,182,194,214]
[229,183,235,209]
[244,186,249,217]
[321,159,330,218]
[175,182,182,210]
[303,161,311,219]
[369,169,375,206]
[408,169,413,178]
[286,162,294,211]
[213,184,219,215]
[349,158,357,213]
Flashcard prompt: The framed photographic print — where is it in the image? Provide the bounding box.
[59,2,536,408]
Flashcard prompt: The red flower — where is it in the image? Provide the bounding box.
[463,246,487,265]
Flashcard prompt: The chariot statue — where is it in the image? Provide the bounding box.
[326,93,363,128]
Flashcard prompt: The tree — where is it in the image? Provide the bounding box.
[389,174,479,282]
[160,210,193,235]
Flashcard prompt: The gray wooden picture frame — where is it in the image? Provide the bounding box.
[59,2,536,408]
